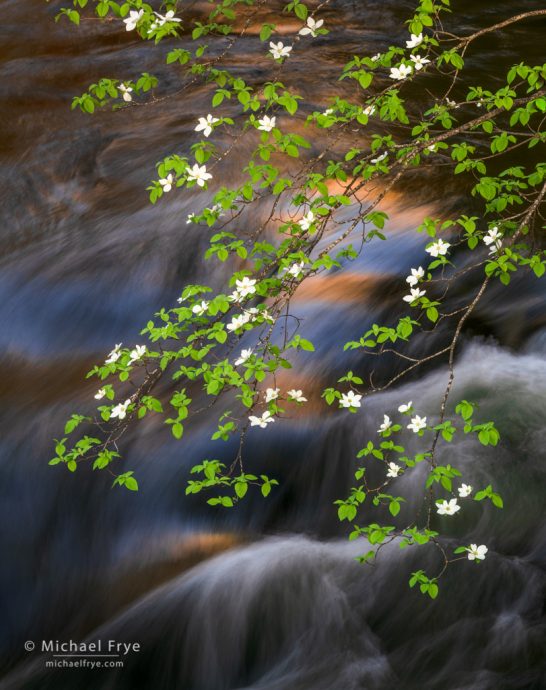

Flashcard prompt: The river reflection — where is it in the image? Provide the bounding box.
[1,1,545,688]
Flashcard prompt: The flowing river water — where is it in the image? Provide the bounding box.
[0,1,545,688]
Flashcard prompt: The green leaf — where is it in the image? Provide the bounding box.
[491,493,503,508]
[212,91,225,107]
[125,476,139,491]
[426,307,438,323]
[259,24,273,41]
[172,423,184,439]
[389,501,400,516]
[294,3,308,20]
[235,482,248,499]
[64,415,85,434]
[358,72,372,90]
[478,429,490,445]
[337,503,357,521]
[299,338,315,351]
[533,262,545,278]
[476,180,496,201]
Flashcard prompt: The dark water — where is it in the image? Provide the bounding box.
[1,0,546,688]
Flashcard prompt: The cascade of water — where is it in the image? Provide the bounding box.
[1,0,545,687]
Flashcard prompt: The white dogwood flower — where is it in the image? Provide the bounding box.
[378,414,392,433]
[154,10,181,25]
[458,483,473,498]
[436,498,460,516]
[257,115,276,132]
[403,287,426,303]
[298,16,324,37]
[128,344,146,364]
[288,389,307,403]
[426,239,451,257]
[390,64,412,80]
[227,313,250,332]
[340,391,362,409]
[299,211,315,230]
[119,84,133,102]
[105,343,122,364]
[192,300,209,316]
[235,349,253,366]
[269,41,292,60]
[387,462,402,478]
[410,54,430,70]
[406,33,423,49]
[110,398,131,420]
[398,401,412,413]
[408,415,427,433]
[483,226,502,243]
[123,9,144,31]
[195,114,219,138]
[186,213,196,224]
[264,387,280,402]
[483,226,503,253]
[235,277,257,298]
[249,411,275,428]
[371,151,388,164]
[363,104,376,116]
[186,164,212,188]
[288,262,305,279]
[253,309,269,323]
[371,53,381,62]
[159,174,174,193]
[467,544,488,561]
[406,266,425,287]
[208,203,224,216]
[94,388,106,400]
